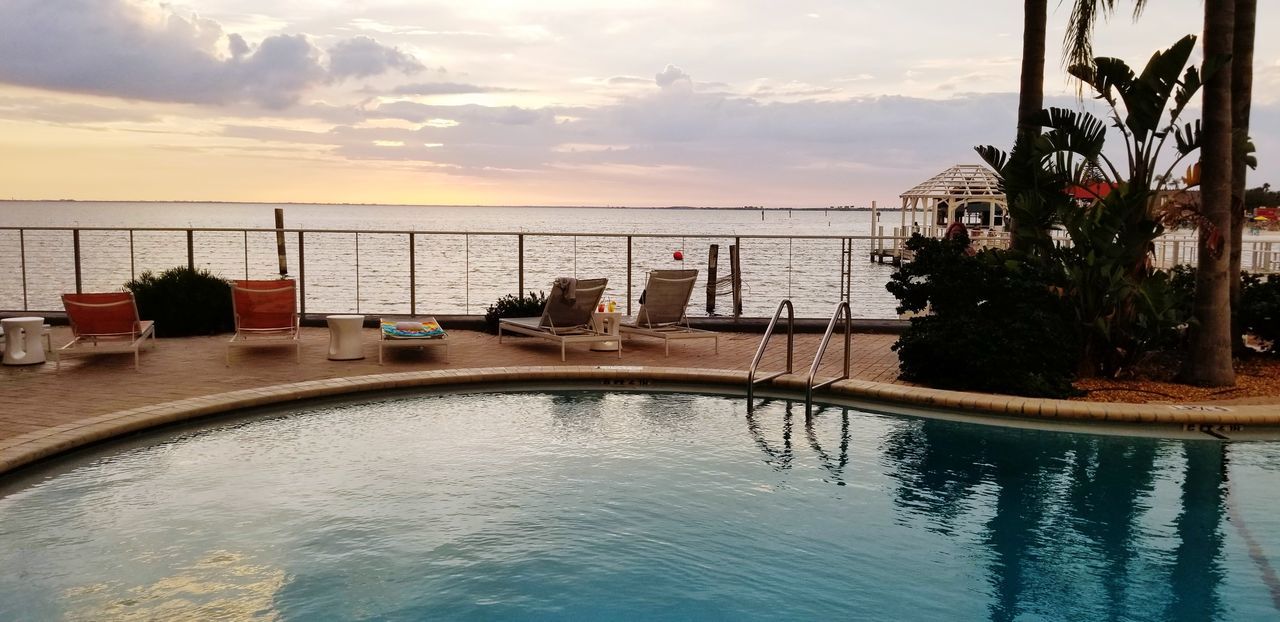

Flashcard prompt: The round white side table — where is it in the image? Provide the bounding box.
[589,311,623,351]
[326,315,366,360]
[2,316,47,365]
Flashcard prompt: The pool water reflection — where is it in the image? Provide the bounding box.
[0,391,1277,621]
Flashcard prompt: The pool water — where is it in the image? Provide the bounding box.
[1,391,1279,620]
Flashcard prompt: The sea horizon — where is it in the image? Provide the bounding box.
[0,199,877,211]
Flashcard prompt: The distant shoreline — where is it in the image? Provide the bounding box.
[0,199,877,212]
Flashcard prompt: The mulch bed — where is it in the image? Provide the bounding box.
[1073,352,1280,404]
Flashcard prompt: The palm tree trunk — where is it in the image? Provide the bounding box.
[1230,0,1256,355]
[1011,0,1047,253]
[1183,0,1236,386]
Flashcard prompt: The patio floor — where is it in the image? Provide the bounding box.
[0,326,901,444]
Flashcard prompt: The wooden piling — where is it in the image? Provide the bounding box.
[274,208,288,277]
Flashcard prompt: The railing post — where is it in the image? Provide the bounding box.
[129,230,136,280]
[72,229,82,294]
[731,238,743,318]
[409,232,417,316]
[626,235,633,315]
[354,233,361,314]
[19,229,27,310]
[465,234,470,314]
[242,231,249,280]
[518,233,524,295]
[186,229,195,271]
[297,231,306,317]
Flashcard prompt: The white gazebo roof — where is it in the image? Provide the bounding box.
[898,164,1007,228]
[900,164,1003,201]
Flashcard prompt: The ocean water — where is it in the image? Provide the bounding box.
[1,391,1278,621]
[0,202,904,318]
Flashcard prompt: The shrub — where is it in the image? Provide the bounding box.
[1166,266,1278,354]
[125,267,234,337]
[484,291,548,334]
[1240,273,1279,353]
[886,234,1080,398]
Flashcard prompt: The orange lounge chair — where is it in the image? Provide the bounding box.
[59,292,156,370]
[227,279,300,365]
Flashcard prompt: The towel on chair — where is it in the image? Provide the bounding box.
[554,277,577,302]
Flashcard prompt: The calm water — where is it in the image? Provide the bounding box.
[1,391,1277,621]
[0,202,903,318]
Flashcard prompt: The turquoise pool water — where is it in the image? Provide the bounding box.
[1,391,1278,620]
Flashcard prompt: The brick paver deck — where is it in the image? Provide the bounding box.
[0,326,901,444]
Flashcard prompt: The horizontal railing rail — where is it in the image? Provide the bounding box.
[2,225,1275,320]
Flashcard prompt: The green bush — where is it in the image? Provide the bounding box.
[886,234,1080,398]
[125,267,234,337]
[1241,274,1280,353]
[1166,266,1278,354]
[484,291,548,334]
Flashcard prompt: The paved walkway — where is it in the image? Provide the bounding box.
[0,326,900,443]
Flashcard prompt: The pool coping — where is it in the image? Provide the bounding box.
[2,365,1278,476]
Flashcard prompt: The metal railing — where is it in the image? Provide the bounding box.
[878,225,1280,273]
[805,301,852,415]
[746,299,795,411]
[0,226,909,318]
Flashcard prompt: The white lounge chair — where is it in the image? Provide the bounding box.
[59,292,156,370]
[498,278,619,361]
[620,269,718,356]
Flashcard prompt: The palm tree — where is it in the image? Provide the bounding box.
[1062,1,1148,72]
[1183,0,1236,386]
[1010,0,1048,253]
[1229,0,1257,353]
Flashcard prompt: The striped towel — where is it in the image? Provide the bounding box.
[381,319,446,339]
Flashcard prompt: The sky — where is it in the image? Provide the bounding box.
[0,0,1276,208]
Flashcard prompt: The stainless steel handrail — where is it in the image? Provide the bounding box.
[805,301,852,415]
[746,299,794,411]
[0,225,909,241]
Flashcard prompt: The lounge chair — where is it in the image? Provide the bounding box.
[498,278,620,361]
[379,317,449,364]
[620,269,718,356]
[58,292,156,370]
[227,279,300,365]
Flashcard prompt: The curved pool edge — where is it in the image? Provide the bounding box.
[2,366,1277,476]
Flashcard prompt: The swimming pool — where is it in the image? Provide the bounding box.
[1,391,1278,620]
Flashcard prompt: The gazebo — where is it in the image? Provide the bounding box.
[898,164,1007,232]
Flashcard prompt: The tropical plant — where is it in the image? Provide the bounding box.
[483,291,548,334]
[978,35,1221,376]
[124,266,234,337]
[886,234,1079,397]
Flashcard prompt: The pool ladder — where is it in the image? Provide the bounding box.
[747,300,852,414]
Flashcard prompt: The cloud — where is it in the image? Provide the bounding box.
[0,0,420,109]
[655,64,693,90]
[606,75,653,86]
[327,35,423,80]
[390,82,519,96]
